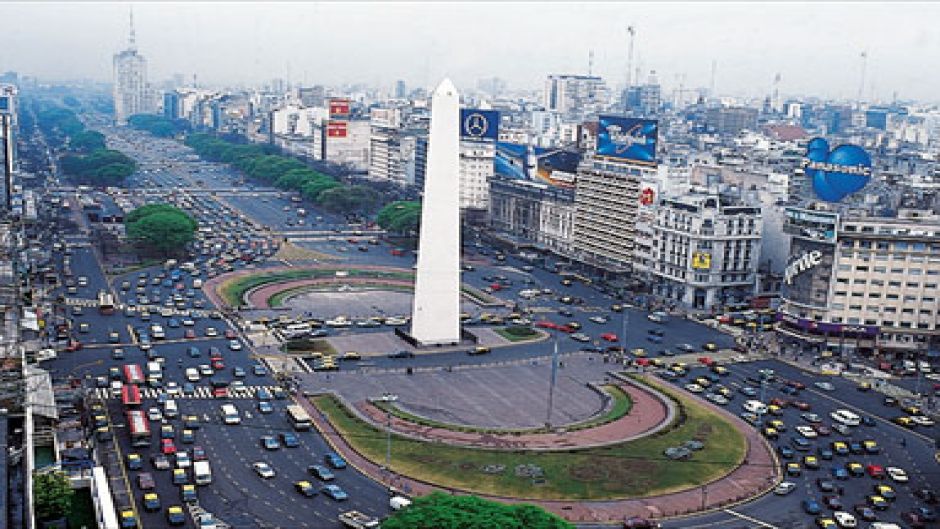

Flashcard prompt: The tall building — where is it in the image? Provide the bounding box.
[489,175,576,255]
[113,11,153,124]
[544,74,608,119]
[394,80,407,99]
[705,106,758,136]
[623,71,662,116]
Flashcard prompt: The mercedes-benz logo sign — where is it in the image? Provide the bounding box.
[464,112,488,137]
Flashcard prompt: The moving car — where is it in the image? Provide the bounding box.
[253,462,275,479]
[320,484,348,501]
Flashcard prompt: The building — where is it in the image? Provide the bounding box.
[368,107,414,185]
[112,12,153,124]
[489,175,576,255]
[706,106,758,136]
[394,80,407,99]
[777,206,940,360]
[543,74,608,119]
[645,191,762,310]
[623,72,662,116]
[298,85,326,107]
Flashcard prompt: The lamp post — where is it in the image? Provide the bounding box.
[379,393,398,483]
[546,330,560,429]
[621,309,629,358]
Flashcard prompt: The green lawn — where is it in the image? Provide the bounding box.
[494,326,542,342]
[218,268,414,306]
[313,376,746,500]
[268,283,413,308]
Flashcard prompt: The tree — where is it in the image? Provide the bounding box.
[381,492,573,529]
[69,130,106,152]
[300,176,340,201]
[125,204,196,255]
[33,471,74,521]
[377,201,421,234]
[316,185,381,214]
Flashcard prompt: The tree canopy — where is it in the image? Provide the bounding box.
[33,471,75,521]
[377,200,421,234]
[125,203,197,255]
[128,114,191,138]
[60,148,137,187]
[317,184,381,214]
[69,130,107,152]
[381,492,573,529]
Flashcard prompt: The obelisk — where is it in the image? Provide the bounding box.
[410,79,461,345]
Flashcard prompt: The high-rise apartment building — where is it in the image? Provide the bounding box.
[705,106,758,136]
[544,74,608,119]
[113,12,153,124]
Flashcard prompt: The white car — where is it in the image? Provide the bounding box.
[182,319,195,327]
[198,364,213,376]
[147,407,163,422]
[774,481,796,495]
[684,383,705,393]
[910,415,935,426]
[589,316,608,324]
[795,425,818,439]
[205,327,219,337]
[252,462,275,479]
[176,451,191,468]
[185,368,200,382]
[885,467,908,482]
[833,511,857,528]
[165,381,181,396]
[228,340,243,351]
[814,381,836,391]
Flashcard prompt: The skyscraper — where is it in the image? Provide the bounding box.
[113,10,152,124]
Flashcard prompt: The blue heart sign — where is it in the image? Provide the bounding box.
[803,137,872,202]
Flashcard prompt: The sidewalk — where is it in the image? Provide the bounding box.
[298,374,779,524]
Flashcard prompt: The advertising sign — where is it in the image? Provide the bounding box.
[802,137,872,202]
[326,121,347,138]
[596,116,658,165]
[0,96,8,112]
[328,98,350,119]
[784,250,823,285]
[460,109,499,142]
[639,186,656,206]
[494,142,581,189]
[691,252,712,270]
[783,207,838,242]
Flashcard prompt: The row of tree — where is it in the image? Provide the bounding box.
[127,114,191,138]
[184,133,382,215]
[382,492,573,529]
[124,203,198,255]
[376,200,421,235]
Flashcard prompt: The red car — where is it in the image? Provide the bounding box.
[793,401,811,411]
[192,446,207,461]
[390,249,404,256]
[600,333,618,342]
[137,472,155,490]
[212,359,224,370]
[66,340,83,352]
[556,325,575,333]
[212,387,228,398]
[535,321,557,329]
[866,464,885,479]
[814,424,832,436]
[184,329,196,339]
[161,439,176,455]
[224,329,237,340]
[786,380,807,390]
[770,398,789,408]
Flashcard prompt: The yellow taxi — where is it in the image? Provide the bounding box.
[166,505,186,525]
[715,386,732,398]
[901,405,921,415]
[893,416,914,427]
[803,455,820,469]
[119,510,137,528]
[766,419,786,431]
[711,365,728,375]
[815,518,837,529]
[874,484,896,500]
[294,480,316,497]
[703,342,718,352]
[631,348,647,357]
[341,351,362,361]
[857,382,872,391]
[786,462,802,476]
[651,358,665,367]
[694,377,712,388]
[846,462,864,477]
[768,404,784,416]
[862,440,880,454]
[762,427,779,440]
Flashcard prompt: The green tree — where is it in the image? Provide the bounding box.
[125,204,197,255]
[316,184,380,214]
[33,471,75,521]
[300,176,340,201]
[69,130,106,152]
[381,492,573,529]
[377,200,422,234]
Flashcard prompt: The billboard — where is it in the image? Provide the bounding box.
[783,207,838,242]
[494,142,581,189]
[326,121,347,138]
[328,98,350,119]
[802,137,872,202]
[460,109,499,142]
[639,186,656,206]
[691,252,711,270]
[0,96,9,112]
[596,116,658,165]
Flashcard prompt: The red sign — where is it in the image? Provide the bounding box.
[329,98,350,118]
[639,187,656,206]
[327,121,347,138]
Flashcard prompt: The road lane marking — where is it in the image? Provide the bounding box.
[722,509,779,528]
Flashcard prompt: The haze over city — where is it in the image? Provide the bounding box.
[0,2,939,101]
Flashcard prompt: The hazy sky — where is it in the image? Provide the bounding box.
[0,2,938,102]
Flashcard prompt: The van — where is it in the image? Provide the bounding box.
[147,361,163,381]
[193,461,212,485]
[743,400,768,415]
[185,368,200,382]
[830,409,861,426]
[193,279,203,289]
[164,399,179,419]
[220,404,240,425]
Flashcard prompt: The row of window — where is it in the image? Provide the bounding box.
[840,240,940,252]
[836,278,938,289]
[833,304,934,315]
[839,264,940,275]
[834,291,937,302]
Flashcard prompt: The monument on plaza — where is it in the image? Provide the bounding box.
[409,79,461,345]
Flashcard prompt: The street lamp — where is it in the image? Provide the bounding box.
[546,330,560,429]
[378,393,398,483]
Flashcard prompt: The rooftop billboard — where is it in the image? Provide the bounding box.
[802,137,872,203]
[460,109,499,142]
[596,116,658,165]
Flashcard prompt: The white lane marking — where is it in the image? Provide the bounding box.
[722,509,780,529]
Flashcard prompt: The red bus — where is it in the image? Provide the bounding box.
[123,364,145,385]
[121,384,141,408]
[126,410,151,448]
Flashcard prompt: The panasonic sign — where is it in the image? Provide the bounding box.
[784,250,823,285]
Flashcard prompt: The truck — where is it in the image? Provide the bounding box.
[338,511,380,529]
[193,461,212,485]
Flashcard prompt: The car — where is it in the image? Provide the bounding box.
[212,359,224,370]
[205,327,218,337]
[176,451,191,468]
[831,441,849,456]
[817,447,834,460]
[388,350,415,359]
[778,445,795,459]
[824,495,844,510]
[320,484,348,501]
[796,425,819,438]
[161,439,177,455]
[685,383,705,393]
[166,381,181,396]
[817,478,837,493]
[143,492,161,512]
[187,346,201,357]
[151,454,171,470]
[324,452,347,469]
[833,511,857,528]
[804,455,820,470]
[127,453,143,470]
[866,464,885,479]
[253,364,267,376]
[831,466,849,480]
[148,407,164,422]
[775,481,797,495]
[873,484,896,501]
[181,484,198,503]
[280,432,300,448]
[120,510,137,528]
[181,429,195,444]
[258,400,274,414]
[867,495,890,510]
[137,472,156,490]
[911,415,936,426]
[224,329,237,339]
[184,329,196,339]
[252,462,275,478]
[853,504,877,522]
[786,462,802,476]
[845,462,864,477]
[622,517,661,528]
[183,382,196,396]
[308,464,335,481]
[792,436,813,451]
[172,468,188,485]
[260,435,280,450]
[802,412,823,423]
[167,505,187,525]
[816,518,837,529]
[228,340,242,351]
[794,400,812,411]
[804,499,823,515]
[198,364,213,376]
[814,424,832,436]
[112,348,125,360]
[160,425,175,439]
[192,446,207,462]
[885,467,908,482]
[294,480,317,497]
[815,381,836,391]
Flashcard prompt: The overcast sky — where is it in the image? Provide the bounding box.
[0,2,937,102]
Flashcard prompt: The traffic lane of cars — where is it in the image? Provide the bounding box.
[188,398,391,528]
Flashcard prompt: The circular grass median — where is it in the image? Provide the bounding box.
[312,376,747,500]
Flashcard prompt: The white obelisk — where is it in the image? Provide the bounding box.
[410,79,461,345]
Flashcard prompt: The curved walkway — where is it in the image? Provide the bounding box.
[299,373,778,524]
[351,381,671,451]
[247,277,414,309]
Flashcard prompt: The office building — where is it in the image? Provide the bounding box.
[706,106,758,136]
[645,191,762,310]
[544,74,608,118]
[395,80,407,99]
[113,12,153,124]
[369,107,415,185]
[489,175,576,255]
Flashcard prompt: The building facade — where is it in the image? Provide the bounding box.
[488,175,576,255]
[112,15,152,124]
[543,74,608,118]
[706,106,759,136]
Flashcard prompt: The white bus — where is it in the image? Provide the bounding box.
[220,403,241,425]
[830,409,861,426]
[286,404,312,431]
[194,461,212,485]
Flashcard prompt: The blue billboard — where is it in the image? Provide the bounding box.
[460,109,499,142]
[596,115,658,165]
[802,137,872,202]
[0,96,9,112]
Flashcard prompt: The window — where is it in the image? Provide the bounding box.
[855,266,869,272]
[853,279,867,285]
[874,266,887,273]
[836,278,849,284]
[865,319,877,325]
[919,309,932,315]
[904,295,917,301]
[868,293,881,298]
[910,268,922,275]
[890,268,904,274]
[889,281,901,287]
[887,294,899,300]
[849,305,862,311]
[902,308,914,314]
[832,303,845,310]
[838,264,851,271]
[884,307,897,313]
[906,282,919,288]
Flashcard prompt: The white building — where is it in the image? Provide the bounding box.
[544,74,608,119]
[112,13,153,124]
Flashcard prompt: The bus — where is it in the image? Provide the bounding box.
[286,404,312,431]
[126,410,151,448]
[559,271,593,286]
[97,290,115,315]
[220,404,241,425]
[121,384,142,408]
[123,364,145,385]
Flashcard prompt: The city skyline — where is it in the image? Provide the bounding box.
[0,2,937,102]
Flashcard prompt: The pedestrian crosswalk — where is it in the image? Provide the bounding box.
[92,384,280,400]
[63,297,215,318]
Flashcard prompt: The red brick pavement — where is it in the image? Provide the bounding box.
[246,277,414,309]
[297,374,779,524]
